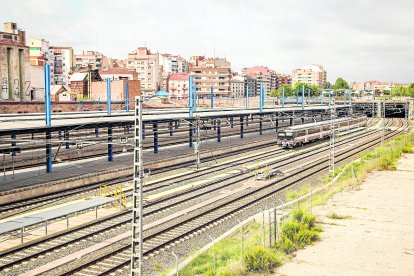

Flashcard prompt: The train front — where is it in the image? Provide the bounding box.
[277,130,295,148]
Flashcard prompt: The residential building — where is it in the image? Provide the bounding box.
[50,46,74,87]
[292,64,327,88]
[231,75,245,98]
[243,66,274,96]
[189,58,232,98]
[276,73,292,87]
[364,80,389,91]
[0,22,30,101]
[108,58,126,69]
[244,75,256,97]
[28,38,51,66]
[351,82,364,91]
[168,73,189,99]
[75,50,108,70]
[100,68,138,80]
[68,69,102,98]
[127,47,161,97]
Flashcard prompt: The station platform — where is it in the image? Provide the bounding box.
[0,129,280,201]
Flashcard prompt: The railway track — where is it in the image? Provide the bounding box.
[0,119,405,275]
[0,114,342,219]
[60,119,407,276]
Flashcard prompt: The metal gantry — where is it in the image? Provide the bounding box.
[131,96,144,275]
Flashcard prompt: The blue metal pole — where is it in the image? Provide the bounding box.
[321,90,323,104]
[189,122,193,148]
[108,126,113,162]
[344,89,347,107]
[107,78,111,115]
[125,82,129,112]
[296,89,299,105]
[153,123,158,154]
[210,86,214,109]
[44,64,51,126]
[240,116,244,138]
[169,122,173,136]
[11,133,16,156]
[189,76,193,117]
[260,82,264,112]
[193,81,197,112]
[307,88,310,105]
[65,129,70,150]
[46,131,52,173]
[302,85,305,111]
[95,127,99,137]
[217,120,221,142]
[282,87,285,107]
[246,84,249,109]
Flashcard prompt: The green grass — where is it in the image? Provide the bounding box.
[326,212,352,220]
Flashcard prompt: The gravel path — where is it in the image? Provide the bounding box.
[277,151,414,276]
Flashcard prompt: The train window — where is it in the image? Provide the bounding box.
[278,132,285,139]
[285,132,294,139]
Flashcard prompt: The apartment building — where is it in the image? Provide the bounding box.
[28,38,51,66]
[189,58,232,98]
[127,47,161,97]
[0,22,30,101]
[75,50,108,70]
[276,73,292,88]
[50,46,74,87]
[168,73,189,99]
[100,68,138,81]
[292,64,327,87]
[243,66,274,96]
[364,80,389,91]
[231,75,245,98]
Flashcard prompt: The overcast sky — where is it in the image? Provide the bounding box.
[1,0,413,83]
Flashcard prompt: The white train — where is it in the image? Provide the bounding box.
[277,116,367,148]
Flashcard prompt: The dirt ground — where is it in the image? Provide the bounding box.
[277,153,414,276]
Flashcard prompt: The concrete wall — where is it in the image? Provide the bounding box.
[0,44,31,101]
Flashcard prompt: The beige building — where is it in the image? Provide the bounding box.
[75,50,108,70]
[51,46,74,87]
[127,47,161,97]
[0,22,31,101]
[168,73,189,99]
[292,64,327,88]
[231,75,245,98]
[100,68,138,80]
[189,58,232,98]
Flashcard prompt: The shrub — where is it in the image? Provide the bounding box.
[402,144,413,153]
[243,246,282,272]
[295,229,320,248]
[327,212,352,220]
[276,236,297,254]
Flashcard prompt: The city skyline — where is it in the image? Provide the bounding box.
[1,0,413,83]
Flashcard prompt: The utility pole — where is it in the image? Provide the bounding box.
[131,96,144,276]
[195,116,201,169]
[382,102,385,144]
[329,93,336,181]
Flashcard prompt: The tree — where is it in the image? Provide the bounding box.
[293,82,320,96]
[333,78,349,90]
[323,81,332,89]
[270,84,294,98]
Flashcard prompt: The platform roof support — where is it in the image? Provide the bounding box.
[259,115,263,135]
[107,78,112,115]
[46,130,52,173]
[260,82,264,112]
[302,85,305,111]
[296,89,299,105]
[282,87,285,107]
[189,121,193,148]
[153,123,158,154]
[126,82,129,112]
[246,85,249,109]
[108,126,113,162]
[240,116,244,138]
[210,86,214,109]
[307,88,310,105]
[65,129,70,150]
[169,121,173,136]
[189,76,193,117]
[44,64,51,126]
[11,133,16,156]
[217,119,221,142]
